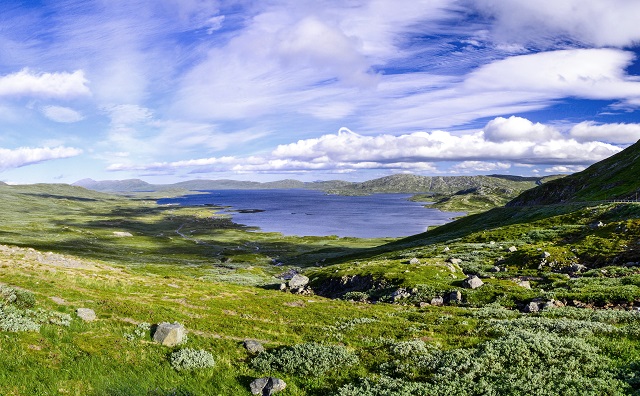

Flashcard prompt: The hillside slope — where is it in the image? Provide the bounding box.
[508,140,640,206]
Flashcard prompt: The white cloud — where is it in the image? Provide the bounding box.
[105,104,153,126]
[452,161,511,172]
[570,122,640,144]
[0,146,82,171]
[483,116,561,142]
[0,69,90,98]
[544,165,586,174]
[106,119,623,175]
[472,0,640,48]
[41,105,84,123]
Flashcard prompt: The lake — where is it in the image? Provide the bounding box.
[158,189,464,239]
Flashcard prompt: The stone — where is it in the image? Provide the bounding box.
[430,296,444,306]
[288,274,309,289]
[391,288,411,301]
[516,280,531,289]
[278,283,287,291]
[153,322,186,347]
[524,301,539,313]
[250,377,286,395]
[76,308,96,322]
[449,258,462,265]
[113,231,133,237]
[489,266,501,273]
[443,247,450,252]
[243,339,265,354]
[448,290,462,303]
[462,275,484,289]
[419,302,430,308]
[508,246,518,252]
[542,251,551,258]
[409,258,420,265]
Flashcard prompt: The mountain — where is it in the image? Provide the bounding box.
[508,140,640,206]
[72,178,152,192]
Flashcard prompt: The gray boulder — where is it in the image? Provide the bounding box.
[288,274,309,289]
[462,275,484,289]
[448,290,462,303]
[449,258,462,265]
[250,377,286,395]
[76,308,96,322]
[391,288,411,301]
[508,246,518,252]
[430,296,444,306]
[524,301,539,313]
[409,258,420,265]
[244,339,265,354]
[153,322,186,347]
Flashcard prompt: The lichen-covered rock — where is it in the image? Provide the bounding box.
[288,274,309,289]
[409,258,420,265]
[462,275,484,289]
[524,301,539,313]
[250,377,286,395]
[244,339,265,354]
[76,308,96,322]
[153,322,186,347]
[430,296,444,306]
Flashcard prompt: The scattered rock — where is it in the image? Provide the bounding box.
[430,297,444,306]
[489,266,501,273]
[462,275,484,289]
[243,339,265,354]
[278,283,287,291]
[447,290,462,303]
[391,288,411,301]
[76,308,96,322]
[153,322,186,347]
[524,301,539,313]
[288,274,309,289]
[443,247,450,252]
[250,377,287,395]
[448,258,462,265]
[409,258,420,265]
[516,280,531,289]
[508,246,518,252]
[419,302,430,308]
[542,251,551,258]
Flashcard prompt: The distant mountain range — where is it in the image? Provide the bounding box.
[73,174,555,196]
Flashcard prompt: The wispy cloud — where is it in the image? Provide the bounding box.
[41,105,84,123]
[0,146,82,171]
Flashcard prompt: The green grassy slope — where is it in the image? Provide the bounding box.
[509,139,640,205]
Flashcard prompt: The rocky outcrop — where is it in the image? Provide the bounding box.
[462,275,484,289]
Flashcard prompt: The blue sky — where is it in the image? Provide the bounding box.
[1,0,640,184]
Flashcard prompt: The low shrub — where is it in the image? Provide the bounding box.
[487,316,618,337]
[335,376,430,396]
[0,285,36,308]
[251,342,359,377]
[0,305,40,332]
[169,348,215,371]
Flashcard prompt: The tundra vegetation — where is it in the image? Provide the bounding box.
[1,142,640,395]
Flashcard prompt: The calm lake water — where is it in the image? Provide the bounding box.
[158,189,464,239]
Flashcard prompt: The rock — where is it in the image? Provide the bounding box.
[430,296,444,306]
[288,274,309,289]
[76,308,96,322]
[250,377,286,395]
[409,258,420,265]
[391,288,411,301]
[542,251,551,258]
[443,247,450,252]
[563,263,587,274]
[153,322,186,347]
[524,301,539,313]
[508,246,518,252]
[278,283,287,291]
[489,266,501,273]
[113,231,133,237]
[590,221,605,229]
[516,280,531,289]
[243,339,265,354]
[447,290,462,303]
[419,302,430,308]
[448,258,462,265]
[462,275,484,289]
[489,241,495,245]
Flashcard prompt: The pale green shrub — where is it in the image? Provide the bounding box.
[169,348,215,371]
[124,322,151,341]
[251,342,359,377]
[0,305,40,332]
[335,376,429,396]
[0,285,36,308]
[488,316,618,337]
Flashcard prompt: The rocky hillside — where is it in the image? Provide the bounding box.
[508,140,640,206]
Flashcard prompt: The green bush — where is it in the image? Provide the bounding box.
[487,316,618,337]
[0,285,36,308]
[0,305,40,332]
[335,376,429,396]
[251,342,359,377]
[342,291,369,302]
[169,348,215,371]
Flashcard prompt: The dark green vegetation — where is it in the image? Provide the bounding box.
[1,143,640,395]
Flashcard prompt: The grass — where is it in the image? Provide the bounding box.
[1,183,640,394]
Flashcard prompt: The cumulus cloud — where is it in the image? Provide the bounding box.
[0,146,82,171]
[41,105,84,123]
[0,69,90,98]
[106,119,623,175]
[570,122,640,144]
[544,165,587,174]
[483,116,561,142]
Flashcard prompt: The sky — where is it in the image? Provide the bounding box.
[1,0,640,184]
